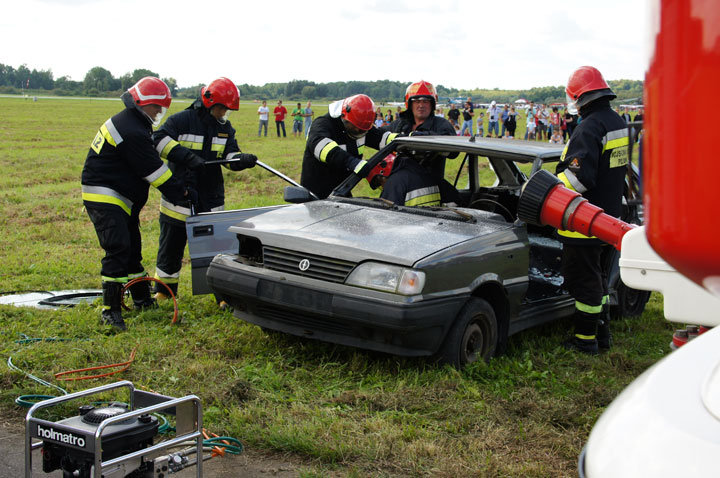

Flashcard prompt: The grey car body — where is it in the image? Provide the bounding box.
[187,136,642,366]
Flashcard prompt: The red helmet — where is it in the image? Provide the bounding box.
[201,77,240,110]
[565,66,616,109]
[366,153,396,190]
[405,80,438,109]
[128,77,172,108]
[341,94,376,131]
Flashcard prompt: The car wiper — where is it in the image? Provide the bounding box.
[340,196,397,208]
[437,207,476,222]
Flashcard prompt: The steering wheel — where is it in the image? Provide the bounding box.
[469,198,515,222]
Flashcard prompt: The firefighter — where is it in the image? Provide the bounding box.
[300,94,398,199]
[366,154,441,207]
[388,80,456,181]
[81,77,190,331]
[389,80,455,136]
[557,66,629,354]
[152,77,257,302]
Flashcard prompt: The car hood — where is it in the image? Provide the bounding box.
[228,200,512,266]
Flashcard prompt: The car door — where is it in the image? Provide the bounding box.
[186,206,287,294]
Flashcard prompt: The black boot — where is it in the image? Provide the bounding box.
[129,279,157,310]
[597,303,613,350]
[563,310,599,355]
[154,281,178,301]
[101,282,126,331]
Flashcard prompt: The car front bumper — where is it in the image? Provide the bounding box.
[207,254,469,356]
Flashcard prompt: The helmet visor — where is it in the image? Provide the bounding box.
[218,109,231,124]
[143,105,167,127]
[342,119,369,140]
[565,94,578,115]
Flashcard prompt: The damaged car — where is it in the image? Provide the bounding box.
[187,136,646,367]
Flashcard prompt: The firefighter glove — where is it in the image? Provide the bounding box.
[186,153,206,171]
[228,153,257,171]
[184,187,199,209]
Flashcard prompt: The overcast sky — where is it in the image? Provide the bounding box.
[1,0,647,91]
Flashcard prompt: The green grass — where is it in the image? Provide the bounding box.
[0,96,673,477]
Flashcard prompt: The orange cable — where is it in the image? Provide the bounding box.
[203,428,226,457]
[54,347,137,381]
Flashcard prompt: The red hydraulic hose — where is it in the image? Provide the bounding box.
[121,277,179,324]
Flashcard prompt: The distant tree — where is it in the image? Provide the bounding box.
[16,64,31,88]
[0,63,15,86]
[119,73,133,91]
[162,77,178,96]
[29,68,54,90]
[83,66,119,93]
[130,68,159,84]
[301,85,316,99]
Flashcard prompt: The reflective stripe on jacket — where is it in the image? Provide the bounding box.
[81,105,185,214]
[555,102,628,243]
[300,114,393,199]
[380,157,441,207]
[153,99,242,216]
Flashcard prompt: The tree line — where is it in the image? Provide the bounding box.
[0,63,643,105]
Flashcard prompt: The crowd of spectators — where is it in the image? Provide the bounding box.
[435,100,644,144]
[257,98,644,144]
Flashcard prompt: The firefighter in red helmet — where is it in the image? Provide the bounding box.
[388,80,458,201]
[300,94,398,199]
[153,77,258,304]
[81,77,190,330]
[389,81,455,137]
[557,66,629,354]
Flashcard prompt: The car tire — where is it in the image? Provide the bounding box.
[437,297,498,367]
[613,281,651,319]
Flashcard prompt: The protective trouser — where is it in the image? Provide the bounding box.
[154,216,186,296]
[128,276,156,310]
[561,243,615,348]
[101,281,126,330]
[85,204,145,283]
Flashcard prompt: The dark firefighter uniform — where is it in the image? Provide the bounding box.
[556,98,629,349]
[380,156,441,206]
[81,96,187,314]
[152,99,253,294]
[388,110,456,184]
[301,113,398,199]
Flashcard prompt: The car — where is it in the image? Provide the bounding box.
[186,136,646,367]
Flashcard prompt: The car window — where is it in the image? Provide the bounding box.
[477,156,498,187]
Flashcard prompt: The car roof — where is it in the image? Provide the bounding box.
[393,136,565,163]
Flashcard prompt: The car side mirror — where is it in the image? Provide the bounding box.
[284,186,314,204]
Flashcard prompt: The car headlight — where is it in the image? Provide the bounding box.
[345,262,425,295]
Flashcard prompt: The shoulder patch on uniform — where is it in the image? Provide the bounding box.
[569,158,581,171]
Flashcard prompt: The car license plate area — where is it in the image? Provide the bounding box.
[257,280,332,312]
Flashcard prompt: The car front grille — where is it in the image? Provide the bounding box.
[262,246,356,283]
[254,304,354,336]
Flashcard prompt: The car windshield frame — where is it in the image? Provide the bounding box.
[330,136,565,199]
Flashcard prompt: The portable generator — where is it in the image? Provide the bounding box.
[25,381,204,478]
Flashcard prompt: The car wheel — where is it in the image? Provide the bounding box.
[613,281,651,319]
[437,297,498,367]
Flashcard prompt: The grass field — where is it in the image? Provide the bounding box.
[0,96,673,477]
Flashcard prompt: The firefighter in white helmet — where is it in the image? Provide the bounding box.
[81,77,190,330]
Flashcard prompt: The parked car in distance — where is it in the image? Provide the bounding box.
[187,136,647,367]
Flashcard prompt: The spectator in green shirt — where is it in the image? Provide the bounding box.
[292,102,304,137]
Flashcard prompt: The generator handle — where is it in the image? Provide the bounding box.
[95,395,203,478]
